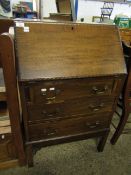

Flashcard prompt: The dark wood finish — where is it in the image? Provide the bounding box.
[97,130,109,152]
[0,69,6,101]
[16,22,126,166]
[0,160,18,170]
[0,19,14,68]
[25,78,117,104]
[0,133,17,162]
[28,114,110,141]
[15,23,126,81]
[27,97,114,123]
[0,19,14,35]
[0,34,26,166]
[0,19,14,103]
[111,42,131,144]
[26,145,33,167]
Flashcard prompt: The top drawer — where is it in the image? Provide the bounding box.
[23,78,117,104]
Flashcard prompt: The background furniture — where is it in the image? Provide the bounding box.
[15,22,126,167]
[0,19,14,67]
[0,23,26,169]
[56,0,71,13]
[111,42,131,144]
[114,17,131,29]
[119,28,131,45]
[100,2,114,21]
[49,13,72,21]
[48,0,72,21]
[13,11,37,19]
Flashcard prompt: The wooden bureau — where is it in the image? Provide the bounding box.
[15,22,126,166]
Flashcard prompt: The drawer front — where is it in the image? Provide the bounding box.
[27,97,114,122]
[28,114,110,141]
[0,133,17,162]
[24,78,116,104]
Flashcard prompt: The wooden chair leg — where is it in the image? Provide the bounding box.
[111,109,129,145]
[97,131,109,152]
[100,14,103,22]
[26,145,34,167]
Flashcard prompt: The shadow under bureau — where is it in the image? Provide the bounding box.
[15,21,126,166]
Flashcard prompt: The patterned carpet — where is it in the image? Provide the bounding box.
[0,114,131,175]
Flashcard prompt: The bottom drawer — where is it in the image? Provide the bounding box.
[0,133,17,162]
[28,114,110,141]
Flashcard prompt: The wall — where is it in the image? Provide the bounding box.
[11,0,37,12]
[77,0,131,22]
[11,0,131,20]
[11,0,32,4]
[41,0,57,18]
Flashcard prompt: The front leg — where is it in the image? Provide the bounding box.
[97,131,109,152]
[26,144,34,167]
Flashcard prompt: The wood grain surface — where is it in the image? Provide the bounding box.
[15,22,126,81]
[0,69,6,101]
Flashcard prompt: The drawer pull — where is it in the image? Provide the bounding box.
[42,108,61,117]
[44,128,57,136]
[96,121,100,125]
[49,87,55,91]
[86,123,97,128]
[1,134,5,140]
[86,121,101,128]
[46,97,56,102]
[92,85,108,94]
[46,97,56,100]
[89,125,97,129]
[89,103,104,111]
[47,131,57,136]
[41,88,47,96]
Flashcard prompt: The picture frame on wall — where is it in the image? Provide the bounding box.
[0,0,12,17]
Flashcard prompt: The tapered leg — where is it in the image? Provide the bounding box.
[26,145,34,167]
[111,110,129,145]
[97,131,109,152]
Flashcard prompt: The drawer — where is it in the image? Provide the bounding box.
[0,133,17,162]
[27,97,114,122]
[24,78,116,104]
[28,114,110,141]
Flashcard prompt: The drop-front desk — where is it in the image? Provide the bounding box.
[15,22,126,166]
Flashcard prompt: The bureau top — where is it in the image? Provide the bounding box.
[15,22,126,82]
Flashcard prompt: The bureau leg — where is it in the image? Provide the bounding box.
[97,131,109,152]
[26,145,34,167]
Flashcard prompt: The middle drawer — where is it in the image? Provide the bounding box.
[27,97,114,122]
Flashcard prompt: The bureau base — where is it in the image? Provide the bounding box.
[25,129,109,167]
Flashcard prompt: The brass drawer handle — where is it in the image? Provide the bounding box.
[41,88,47,96]
[89,103,104,111]
[47,131,57,136]
[44,129,57,136]
[89,125,97,129]
[1,134,5,140]
[46,97,56,100]
[42,108,61,117]
[92,85,108,94]
[86,121,101,128]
